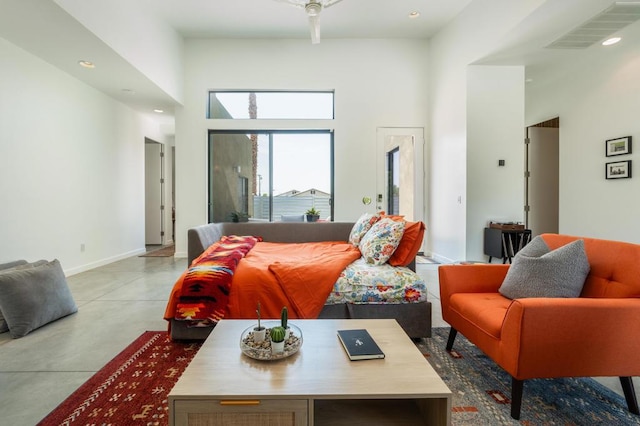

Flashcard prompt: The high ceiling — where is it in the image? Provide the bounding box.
[148,0,473,40]
[0,0,472,131]
[0,0,638,135]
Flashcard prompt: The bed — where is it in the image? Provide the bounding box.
[165,219,432,340]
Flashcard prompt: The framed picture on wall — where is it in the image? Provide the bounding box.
[605,136,632,156]
[605,160,631,179]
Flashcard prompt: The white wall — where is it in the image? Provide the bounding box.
[174,38,429,257]
[467,65,525,261]
[526,43,640,244]
[165,136,175,245]
[54,0,184,103]
[427,0,545,262]
[0,37,168,275]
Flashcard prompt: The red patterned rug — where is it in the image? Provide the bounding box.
[37,328,640,425]
[37,331,201,426]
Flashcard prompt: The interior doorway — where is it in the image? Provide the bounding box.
[525,118,559,237]
[376,127,425,232]
[145,139,164,245]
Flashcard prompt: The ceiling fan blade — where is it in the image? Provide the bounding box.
[308,14,320,44]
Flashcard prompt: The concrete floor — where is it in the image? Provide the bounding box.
[0,256,631,424]
[0,253,184,425]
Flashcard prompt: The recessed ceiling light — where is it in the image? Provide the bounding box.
[602,37,621,46]
[154,109,164,113]
[78,60,95,69]
[409,11,420,19]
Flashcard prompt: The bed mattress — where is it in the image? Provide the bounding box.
[326,258,427,305]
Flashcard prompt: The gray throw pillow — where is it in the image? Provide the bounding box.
[499,236,590,299]
[0,260,29,333]
[0,259,77,338]
[0,260,28,271]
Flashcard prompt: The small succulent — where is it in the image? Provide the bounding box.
[270,326,286,343]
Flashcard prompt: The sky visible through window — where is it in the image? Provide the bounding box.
[214,92,333,120]
[257,133,331,195]
[215,92,333,195]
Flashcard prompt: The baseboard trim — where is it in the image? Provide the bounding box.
[64,248,146,276]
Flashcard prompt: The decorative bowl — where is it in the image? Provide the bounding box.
[240,322,303,361]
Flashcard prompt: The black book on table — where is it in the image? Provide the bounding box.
[337,329,385,361]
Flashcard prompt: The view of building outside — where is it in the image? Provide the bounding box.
[253,132,331,221]
[209,92,333,222]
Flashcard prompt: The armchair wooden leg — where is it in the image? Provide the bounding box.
[620,376,640,415]
[511,378,524,420]
[445,328,458,351]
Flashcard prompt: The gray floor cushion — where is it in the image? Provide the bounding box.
[0,260,29,332]
[0,259,77,338]
[0,260,28,271]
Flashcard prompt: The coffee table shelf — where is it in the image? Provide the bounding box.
[173,399,308,425]
[315,399,438,425]
[169,319,451,426]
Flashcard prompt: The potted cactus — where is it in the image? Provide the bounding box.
[270,325,286,354]
[267,306,291,354]
[281,306,290,339]
[253,302,266,342]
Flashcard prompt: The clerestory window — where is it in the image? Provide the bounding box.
[208,91,334,120]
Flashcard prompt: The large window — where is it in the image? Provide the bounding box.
[207,91,334,222]
[208,130,333,222]
[208,91,334,120]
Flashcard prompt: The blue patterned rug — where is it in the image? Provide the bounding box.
[418,328,640,425]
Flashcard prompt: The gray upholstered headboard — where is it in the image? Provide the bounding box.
[187,222,355,265]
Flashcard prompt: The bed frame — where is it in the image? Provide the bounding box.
[170,221,432,340]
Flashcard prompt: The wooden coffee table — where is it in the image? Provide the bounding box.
[168,319,451,425]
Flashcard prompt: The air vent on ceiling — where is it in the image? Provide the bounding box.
[546,1,640,49]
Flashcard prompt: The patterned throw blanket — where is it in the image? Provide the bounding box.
[174,235,259,323]
[165,239,362,329]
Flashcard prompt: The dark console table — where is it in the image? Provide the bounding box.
[484,227,532,263]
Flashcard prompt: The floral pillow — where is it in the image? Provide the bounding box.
[348,213,381,247]
[359,218,406,265]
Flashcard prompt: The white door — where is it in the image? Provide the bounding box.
[145,141,163,245]
[376,127,425,223]
[526,126,559,237]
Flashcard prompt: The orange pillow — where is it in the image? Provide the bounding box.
[379,211,405,221]
[388,221,425,266]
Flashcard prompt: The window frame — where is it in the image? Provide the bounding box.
[207,129,335,223]
[207,90,335,120]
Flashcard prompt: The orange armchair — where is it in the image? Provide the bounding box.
[439,233,640,419]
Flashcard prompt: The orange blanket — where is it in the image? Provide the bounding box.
[164,241,361,324]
